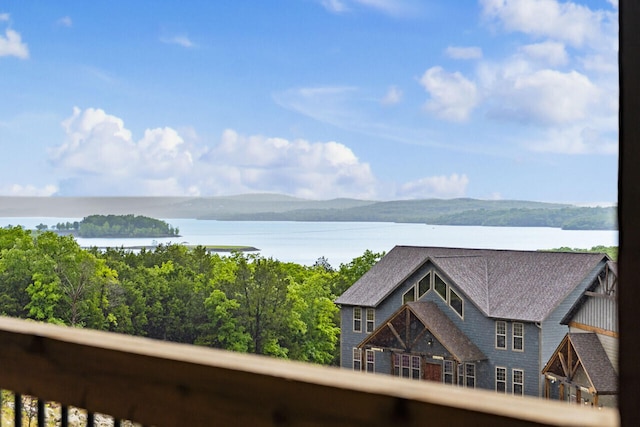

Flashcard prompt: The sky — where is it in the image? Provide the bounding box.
[0,0,619,204]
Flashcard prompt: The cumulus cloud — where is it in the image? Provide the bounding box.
[445,46,483,60]
[200,129,377,199]
[397,174,469,199]
[480,0,611,49]
[49,108,380,199]
[519,40,568,66]
[487,69,601,125]
[381,86,402,105]
[420,66,479,122]
[50,107,194,195]
[0,15,29,59]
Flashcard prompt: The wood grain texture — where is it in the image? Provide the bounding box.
[0,316,618,427]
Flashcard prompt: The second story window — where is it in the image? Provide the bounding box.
[449,288,463,318]
[418,272,431,297]
[496,321,507,349]
[435,273,447,301]
[402,287,415,304]
[366,308,375,333]
[513,322,524,351]
[353,307,362,332]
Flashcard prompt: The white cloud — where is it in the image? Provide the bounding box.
[0,13,9,22]
[50,108,194,195]
[381,86,402,105]
[160,35,194,48]
[56,16,72,27]
[49,108,379,199]
[420,66,479,122]
[527,125,617,155]
[519,40,568,66]
[445,46,483,60]
[0,28,29,59]
[488,68,601,125]
[480,0,612,49]
[397,174,469,199]
[201,129,377,199]
[0,184,58,197]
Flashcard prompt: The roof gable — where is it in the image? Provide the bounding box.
[358,301,486,362]
[336,246,607,322]
[542,333,617,394]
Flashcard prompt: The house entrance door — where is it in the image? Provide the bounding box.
[424,362,442,382]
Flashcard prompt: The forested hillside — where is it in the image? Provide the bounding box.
[0,226,383,365]
[0,195,617,230]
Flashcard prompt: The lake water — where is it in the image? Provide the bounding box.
[1,218,618,267]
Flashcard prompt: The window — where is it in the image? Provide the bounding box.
[366,349,375,373]
[394,353,421,380]
[465,363,476,388]
[513,369,524,396]
[513,322,524,351]
[457,363,475,388]
[353,348,361,371]
[418,272,431,298]
[434,273,447,301]
[402,287,415,304]
[366,308,375,333]
[495,321,506,349]
[353,307,362,332]
[496,367,506,393]
[443,360,454,384]
[449,288,463,318]
[411,355,421,379]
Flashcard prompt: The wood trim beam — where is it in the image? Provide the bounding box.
[569,322,619,338]
[387,323,406,350]
[584,291,616,301]
[559,353,570,379]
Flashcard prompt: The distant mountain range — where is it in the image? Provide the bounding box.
[0,194,617,230]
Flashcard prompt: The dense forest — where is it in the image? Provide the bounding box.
[54,214,180,238]
[0,226,382,365]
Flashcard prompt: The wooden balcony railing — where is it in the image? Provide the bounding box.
[0,316,618,426]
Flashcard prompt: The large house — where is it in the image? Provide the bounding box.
[542,261,618,406]
[335,246,612,397]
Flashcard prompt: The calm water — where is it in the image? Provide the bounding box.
[1,218,619,267]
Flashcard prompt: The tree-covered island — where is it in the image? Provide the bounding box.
[54,214,180,238]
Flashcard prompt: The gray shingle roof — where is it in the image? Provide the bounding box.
[408,301,486,362]
[568,333,617,394]
[335,246,607,322]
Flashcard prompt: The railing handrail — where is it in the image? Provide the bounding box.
[0,316,619,426]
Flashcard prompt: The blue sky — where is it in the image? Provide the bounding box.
[0,0,618,204]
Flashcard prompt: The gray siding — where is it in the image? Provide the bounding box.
[572,278,618,333]
[540,261,606,392]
